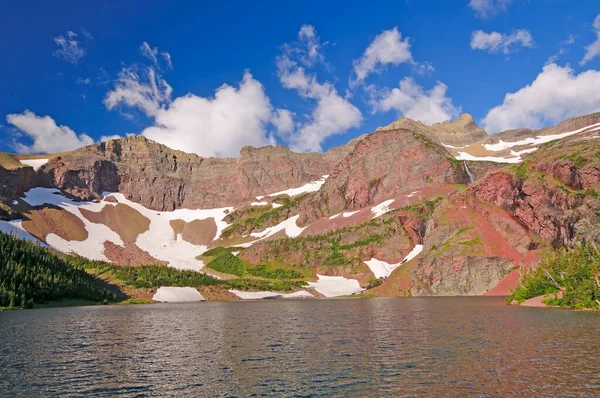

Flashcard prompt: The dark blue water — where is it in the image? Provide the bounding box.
[1,297,599,397]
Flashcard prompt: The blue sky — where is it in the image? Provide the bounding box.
[1,0,600,157]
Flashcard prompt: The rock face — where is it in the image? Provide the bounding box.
[300,129,469,223]
[37,136,349,211]
[377,113,488,147]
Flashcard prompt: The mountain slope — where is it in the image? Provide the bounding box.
[2,112,600,299]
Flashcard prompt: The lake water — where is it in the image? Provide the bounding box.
[1,297,599,397]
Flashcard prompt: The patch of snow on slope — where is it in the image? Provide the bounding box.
[307,274,364,297]
[19,159,48,171]
[0,219,45,244]
[256,196,264,200]
[407,191,418,198]
[371,199,395,218]
[250,214,306,239]
[104,193,233,270]
[456,152,521,164]
[22,188,123,261]
[228,290,313,299]
[483,122,600,151]
[329,213,341,219]
[251,201,269,206]
[12,200,18,205]
[343,210,359,218]
[364,244,424,279]
[153,287,205,302]
[271,203,283,208]
[267,175,329,197]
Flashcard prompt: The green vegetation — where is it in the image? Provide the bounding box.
[563,153,589,168]
[221,194,307,239]
[507,244,600,309]
[246,264,302,279]
[206,252,246,277]
[0,232,116,309]
[201,246,244,257]
[511,161,530,180]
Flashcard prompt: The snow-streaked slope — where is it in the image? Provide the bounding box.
[0,219,45,244]
[455,152,522,164]
[483,122,600,151]
[228,290,313,299]
[250,214,306,240]
[307,274,364,297]
[267,175,329,197]
[364,244,424,279]
[251,201,269,206]
[22,188,123,261]
[371,199,395,218]
[103,193,233,270]
[19,159,48,171]
[152,287,206,302]
[20,187,233,269]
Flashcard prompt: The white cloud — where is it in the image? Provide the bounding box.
[6,111,94,154]
[370,78,460,125]
[351,27,413,86]
[140,41,159,64]
[470,29,534,55]
[547,35,576,65]
[141,72,283,157]
[277,26,362,152]
[104,64,173,117]
[581,14,600,65]
[162,52,173,69]
[297,25,324,66]
[52,31,87,64]
[272,109,295,134]
[482,63,600,133]
[469,0,513,18]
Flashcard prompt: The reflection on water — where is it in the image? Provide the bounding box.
[1,297,599,397]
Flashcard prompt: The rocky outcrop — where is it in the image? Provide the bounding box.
[470,172,599,247]
[299,129,469,223]
[377,113,488,147]
[38,136,345,211]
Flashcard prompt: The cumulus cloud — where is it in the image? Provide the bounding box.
[469,0,513,18]
[351,27,413,86]
[141,72,282,157]
[277,26,362,152]
[52,30,92,64]
[470,29,534,55]
[370,78,460,125]
[581,14,600,65]
[6,111,94,153]
[104,64,173,117]
[482,63,600,133]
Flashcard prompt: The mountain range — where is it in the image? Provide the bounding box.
[1,111,599,300]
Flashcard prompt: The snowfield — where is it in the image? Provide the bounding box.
[364,244,424,279]
[228,290,313,299]
[307,274,364,297]
[22,188,124,261]
[152,287,206,302]
[19,158,49,171]
[267,175,328,197]
[250,214,306,240]
[19,187,234,270]
[455,151,522,164]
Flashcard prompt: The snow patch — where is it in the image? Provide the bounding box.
[371,199,395,218]
[307,274,364,297]
[271,203,283,208]
[22,188,123,261]
[228,290,313,300]
[250,214,306,240]
[456,152,521,164]
[407,191,418,198]
[364,244,424,279]
[342,210,359,218]
[255,196,265,200]
[510,147,538,156]
[0,219,45,245]
[483,122,600,151]
[251,201,269,206]
[103,193,233,270]
[267,175,328,197]
[19,159,48,171]
[153,287,205,302]
[329,213,341,220]
[12,200,18,205]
